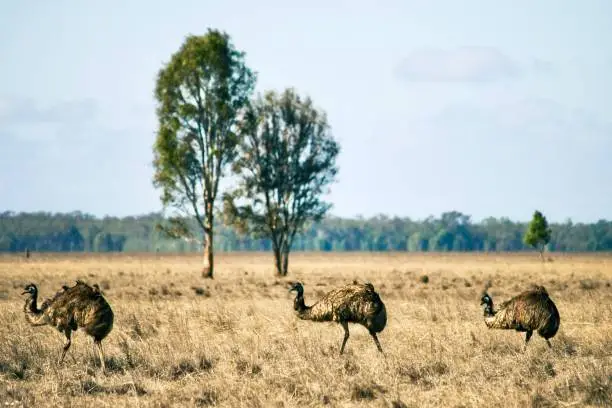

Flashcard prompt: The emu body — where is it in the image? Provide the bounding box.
[480,285,560,349]
[289,281,387,355]
[22,280,114,371]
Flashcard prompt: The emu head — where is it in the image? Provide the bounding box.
[288,281,307,312]
[21,283,37,297]
[288,281,304,296]
[480,292,494,316]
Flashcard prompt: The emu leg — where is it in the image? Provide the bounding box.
[545,339,552,349]
[339,321,350,355]
[370,331,384,354]
[59,329,72,364]
[95,340,106,373]
[523,330,533,351]
[91,340,101,367]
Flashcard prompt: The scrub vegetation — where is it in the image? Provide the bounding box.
[0,252,610,407]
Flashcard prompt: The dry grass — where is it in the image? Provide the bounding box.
[0,252,610,407]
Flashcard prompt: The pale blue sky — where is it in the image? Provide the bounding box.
[1,0,611,222]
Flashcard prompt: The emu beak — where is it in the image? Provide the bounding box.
[21,290,29,295]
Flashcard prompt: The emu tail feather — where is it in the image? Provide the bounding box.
[370,301,387,333]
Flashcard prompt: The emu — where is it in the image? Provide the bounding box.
[289,281,387,355]
[480,285,560,349]
[21,280,114,371]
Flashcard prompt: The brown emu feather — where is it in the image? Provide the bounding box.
[289,281,387,355]
[21,280,114,371]
[480,285,560,348]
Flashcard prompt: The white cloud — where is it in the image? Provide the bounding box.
[0,96,98,126]
[0,96,102,144]
[396,46,534,83]
[529,58,554,75]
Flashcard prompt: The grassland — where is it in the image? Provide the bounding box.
[0,252,610,407]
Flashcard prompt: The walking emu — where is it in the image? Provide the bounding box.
[21,280,114,371]
[480,285,560,349]
[288,281,387,355]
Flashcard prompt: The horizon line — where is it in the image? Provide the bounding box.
[0,209,608,225]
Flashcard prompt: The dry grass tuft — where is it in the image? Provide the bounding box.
[579,278,600,290]
[350,382,386,401]
[191,286,209,296]
[68,378,147,397]
[530,392,555,408]
[194,389,219,406]
[0,252,610,407]
[391,400,412,408]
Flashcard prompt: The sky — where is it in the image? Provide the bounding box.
[1,0,611,223]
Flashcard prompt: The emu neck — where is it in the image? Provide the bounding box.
[293,293,312,319]
[24,293,41,313]
[483,300,495,317]
[481,299,498,328]
[484,295,496,317]
[24,293,47,325]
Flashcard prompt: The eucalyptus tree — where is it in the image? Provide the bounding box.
[224,88,340,275]
[153,29,256,278]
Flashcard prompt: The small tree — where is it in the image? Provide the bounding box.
[524,210,552,261]
[223,88,340,275]
[152,29,256,278]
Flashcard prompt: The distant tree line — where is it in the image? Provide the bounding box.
[1,210,611,253]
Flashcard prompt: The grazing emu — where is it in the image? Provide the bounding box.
[21,280,114,371]
[288,281,387,355]
[480,285,560,349]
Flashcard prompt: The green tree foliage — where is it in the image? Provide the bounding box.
[223,89,340,275]
[152,29,256,278]
[524,210,552,260]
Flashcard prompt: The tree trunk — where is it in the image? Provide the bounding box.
[539,246,545,262]
[281,246,290,276]
[272,243,284,276]
[202,228,214,279]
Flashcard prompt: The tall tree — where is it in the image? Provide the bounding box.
[524,210,552,261]
[152,29,256,278]
[223,88,340,275]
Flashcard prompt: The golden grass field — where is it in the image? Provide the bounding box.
[0,252,610,407]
